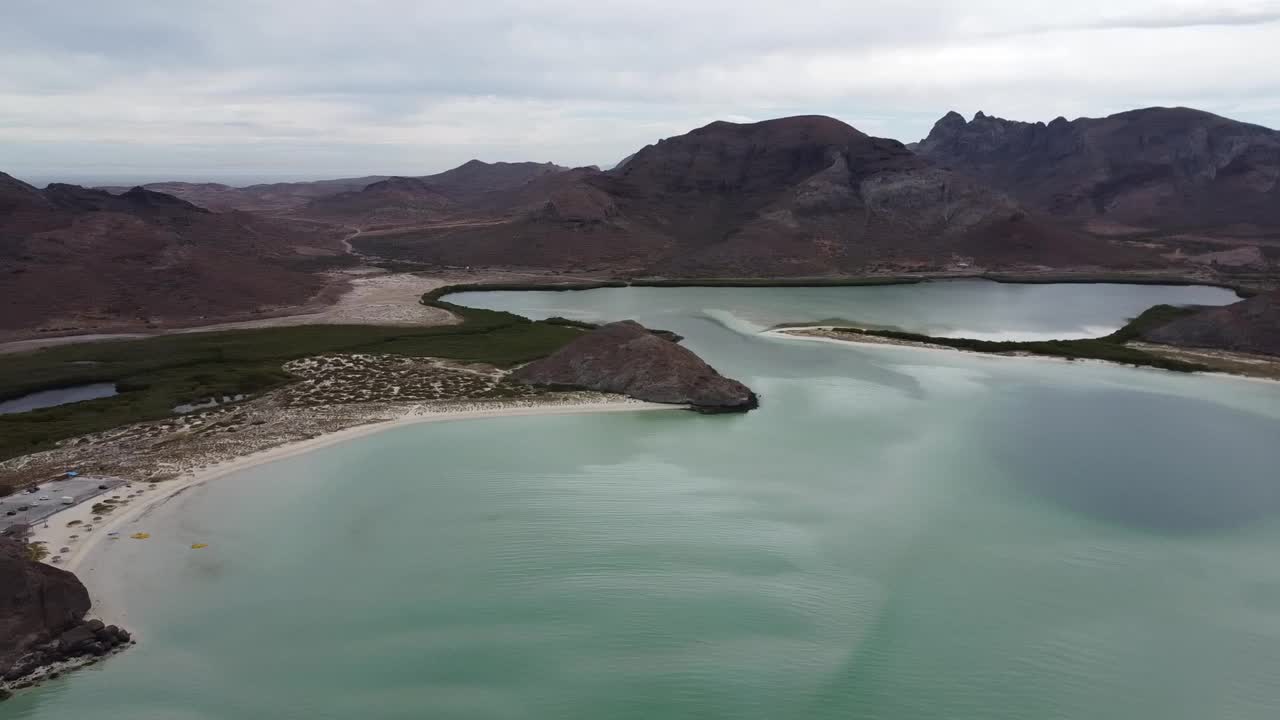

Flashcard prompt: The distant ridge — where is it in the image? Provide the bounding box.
[913,107,1280,230]
[98,160,570,214]
[352,114,1146,275]
[0,177,346,333]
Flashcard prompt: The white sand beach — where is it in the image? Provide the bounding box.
[30,398,678,622]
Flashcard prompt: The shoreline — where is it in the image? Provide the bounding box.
[765,327,1280,384]
[6,270,1265,354]
[427,272,1260,308]
[32,398,678,622]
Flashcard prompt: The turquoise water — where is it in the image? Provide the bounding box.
[8,281,1280,720]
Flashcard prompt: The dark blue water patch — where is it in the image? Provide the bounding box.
[0,383,118,414]
[991,385,1280,534]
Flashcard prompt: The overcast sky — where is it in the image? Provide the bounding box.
[3,0,1279,184]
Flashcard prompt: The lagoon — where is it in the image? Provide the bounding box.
[8,281,1280,720]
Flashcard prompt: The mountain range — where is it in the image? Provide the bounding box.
[98,160,567,217]
[0,172,346,334]
[914,107,1280,233]
[4,106,1279,335]
[352,115,1135,275]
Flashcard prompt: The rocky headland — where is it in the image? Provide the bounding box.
[512,320,759,412]
[0,536,131,698]
[1143,290,1280,356]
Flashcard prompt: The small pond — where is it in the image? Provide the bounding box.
[0,383,118,415]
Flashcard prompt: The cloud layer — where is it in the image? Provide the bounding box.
[3,0,1278,182]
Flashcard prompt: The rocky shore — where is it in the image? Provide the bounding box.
[0,536,131,698]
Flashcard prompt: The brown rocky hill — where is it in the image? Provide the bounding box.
[97,176,390,214]
[913,107,1280,231]
[423,160,568,201]
[44,184,209,214]
[0,173,51,213]
[353,115,1149,275]
[298,161,572,228]
[1143,290,1280,356]
[512,320,758,412]
[100,161,568,216]
[298,176,456,228]
[1,180,347,334]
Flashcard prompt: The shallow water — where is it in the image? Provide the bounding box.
[9,281,1280,720]
[0,383,117,415]
[453,279,1240,341]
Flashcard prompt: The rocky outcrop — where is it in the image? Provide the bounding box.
[300,176,456,227]
[293,162,574,228]
[512,320,758,412]
[0,537,131,692]
[43,184,208,214]
[1143,290,1280,356]
[0,172,50,213]
[423,160,569,201]
[538,184,618,224]
[914,107,1280,230]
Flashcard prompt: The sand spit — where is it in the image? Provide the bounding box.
[768,327,1280,382]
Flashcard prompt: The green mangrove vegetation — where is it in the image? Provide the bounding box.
[0,277,1227,465]
[829,304,1206,373]
[0,287,586,462]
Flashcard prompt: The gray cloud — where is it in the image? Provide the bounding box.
[2,0,1278,182]
[1081,8,1280,29]
[1009,7,1280,36]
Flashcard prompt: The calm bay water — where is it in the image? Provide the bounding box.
[8,281,1280,720]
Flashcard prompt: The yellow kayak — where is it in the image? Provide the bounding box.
[130,532,150,540]
[191,543,208,549]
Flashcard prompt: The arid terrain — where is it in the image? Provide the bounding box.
[0,173,350,338]
[5,108,1279,340]
[913,107,1280,230]
[913,107,1280,281]
[0,270,600,352]
[349,116,1148,276]
[101,160,567,218]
